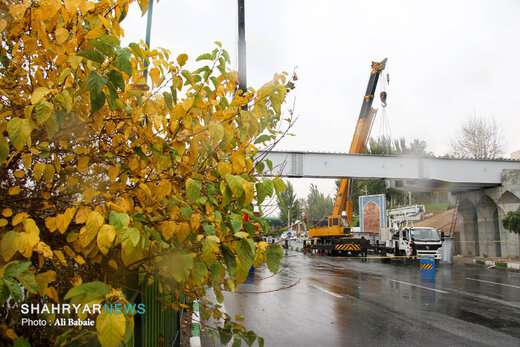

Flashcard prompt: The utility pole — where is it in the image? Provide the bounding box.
[144,0,154,79]
[237,0,247,92]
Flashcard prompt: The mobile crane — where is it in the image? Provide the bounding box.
[309,58,387,255]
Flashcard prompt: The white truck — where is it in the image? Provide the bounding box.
[383,226,442,260]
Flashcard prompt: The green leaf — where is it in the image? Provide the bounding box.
[232,337,242,347]
[202,224,215,235]
[266,244,283,273]
[192,259,208,285]
[14,337,31,347]
[265,159,273,171]
[107,70,125,91]
[225,174,244,198]
[88,71,107,113]
[77,49,105,64]
[222,246,237,277]
[0,138,8,163]
[186,178,201,203]
[127,227,140,247]
[209,263,225,286]
[5,261,31,278]
[218,327,233,345]
[89,35,120,57]
[234,231,249,239]
[254,134,272,144]
[180,207,192,220]
[16,271,38,293]
[202,238,219,264]
[273,177,286,194]
[258,336,265,347]
[114,48,132,75]
[109,211,130,230]
[196,53,213,61]
[170,253,194,282]
[34,101,54,124]
[88,71,107,94]
[4,278,23,301]
[237,239,254,268]
[163,91,173,109]
[64,281,110,304]
[7,117,32,151]
[242,331,256,346]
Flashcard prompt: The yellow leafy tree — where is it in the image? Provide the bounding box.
[0,0,293,345]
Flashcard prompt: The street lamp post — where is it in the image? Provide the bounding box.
[237,0,247,92]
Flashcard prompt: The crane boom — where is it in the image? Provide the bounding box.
[309,58,387,238]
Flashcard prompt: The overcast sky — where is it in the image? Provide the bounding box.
[123,0,520,200]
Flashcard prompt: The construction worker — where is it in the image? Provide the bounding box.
[360,236,369,261]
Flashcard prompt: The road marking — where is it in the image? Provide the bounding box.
[309,284,344,298]
[466,277,520,289]
[448,288,520,310]
[389,279,449,294]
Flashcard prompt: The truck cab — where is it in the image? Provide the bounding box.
[385,227,442,260]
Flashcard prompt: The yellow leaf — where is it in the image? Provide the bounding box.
[31,87,50,105]
[191,213,201,231]
[8,187,21,196]
[159,221,175,241]
[5,327,17,340]
[1,231,19,261]
[54,250,67,266]
[71,275,82,287]
[2,208,13,218]
[177,53,188,66]
[57,207,76,234]
[45,287,59,303]
[44,164,55,183]
[35,241,53,258]
[78,156,89,174]
[108,259,118,270]
[75,207,91,224]
[79,211,104,247]
[231,152,246,173]
[97,224,116,255]
[9,3,30,20]
[96,310,127,347]
[36,270,57,294]
[149,67,161,88]
[217,162,232,176]
[12,212,29,226]
[242,180,254,204]
[45,216,57,232]
[20,219,40,257]
[108,165,119,182]
[0,19,7,32]
[55,27,68,45]
[64,0,81,14]
[24,218,39,235]
[74,254,85,265]
[175,222,191,243]
[33,162,45,182]
[14,170,24,178]
[0,219,7,227]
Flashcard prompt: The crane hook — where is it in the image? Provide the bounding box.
[380,91,387,107]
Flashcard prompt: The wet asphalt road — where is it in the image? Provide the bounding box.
[222,251,520,347]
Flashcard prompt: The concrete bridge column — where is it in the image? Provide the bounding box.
[497,191,520,258]
[476,196,501,258]
[457,199,479,256]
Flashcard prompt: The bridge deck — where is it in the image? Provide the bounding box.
[258,151,520,192]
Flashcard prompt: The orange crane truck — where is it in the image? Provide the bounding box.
[309,58,387,256]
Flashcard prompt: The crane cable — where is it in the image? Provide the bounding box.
[375,71,392,142]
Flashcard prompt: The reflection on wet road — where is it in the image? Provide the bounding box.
[223,252,520,347]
